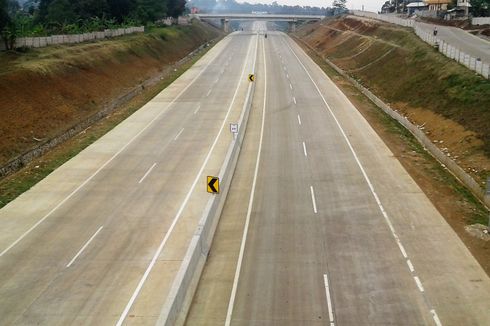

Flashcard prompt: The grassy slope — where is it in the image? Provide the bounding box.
[296,17,490,161]
[0,21,221,165]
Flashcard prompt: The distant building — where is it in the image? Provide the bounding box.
[424,0,451,11]
[407,2,428,15]
[457,0,471,16]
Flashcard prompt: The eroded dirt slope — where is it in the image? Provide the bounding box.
[0,21,221,165]
[295,16,490,186]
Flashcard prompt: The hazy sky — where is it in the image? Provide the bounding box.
[238,0,384,12]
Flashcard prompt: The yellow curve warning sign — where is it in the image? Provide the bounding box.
[207,176,220,194]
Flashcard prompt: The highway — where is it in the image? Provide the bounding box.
[416,21,490,62]
[1,19,490,326]
[186,23,490,325]
[0,28,259,324]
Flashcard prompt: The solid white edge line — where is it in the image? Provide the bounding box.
[302,141,308,157]
[310,185,318,214]
[297,114,301,125]
[138,163,157,184]
[116,33,259,326]
[414,276,425,292]
[174,128,185,141]
[0,38,230,258]
[430,309,443,326]
[282,35,444,322]
[66,226,103,268]
[225,34,264,326]
[323,274,335,324]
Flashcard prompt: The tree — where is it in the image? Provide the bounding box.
[37,0,53,23]
[0,0,9,32]
[332,0,347,10]
[75,0,109,20]
[107,0,135,22]
[167,0,186,17]
[470,0,490,16]
[134,0,167,23]
[45,0,76,24]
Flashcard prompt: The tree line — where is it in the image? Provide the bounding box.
[1,0,186,49]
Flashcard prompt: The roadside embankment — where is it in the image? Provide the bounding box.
[294,16,490,274]
[295,16,490,187]
[0,21,221,171]
[0,20,222,208]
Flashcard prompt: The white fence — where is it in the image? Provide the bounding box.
[414,25,490,78]
[350,10,490,79]
[472,17,490,25]
[0,26,144,51]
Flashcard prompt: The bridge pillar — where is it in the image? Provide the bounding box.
[220,19,230,33]
[288,21,296,33]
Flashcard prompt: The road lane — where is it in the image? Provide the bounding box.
[0,30,258,325]
[416,21,490,62]
[187,27,490,326]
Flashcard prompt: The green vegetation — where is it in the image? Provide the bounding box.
[1,0,187,49]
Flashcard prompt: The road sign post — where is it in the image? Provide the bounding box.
[230,123,238,140]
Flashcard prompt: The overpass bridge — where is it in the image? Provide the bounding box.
[193,13,325,32]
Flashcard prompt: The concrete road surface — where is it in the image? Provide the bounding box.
[0,28,260,324]
[416,21,490,62]
[186,24,490,325]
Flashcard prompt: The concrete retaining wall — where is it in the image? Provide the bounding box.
[156,68,256,325]
[2,26,144,51]
[472,17,490,25]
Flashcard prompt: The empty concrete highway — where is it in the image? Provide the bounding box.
[1,20,490,326]
[186,25,490,325]
[0,29,259,324]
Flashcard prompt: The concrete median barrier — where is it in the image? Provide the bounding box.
[156,71,256,326]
